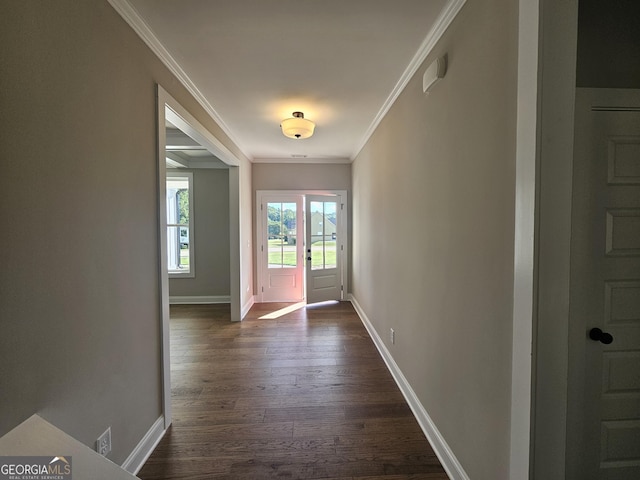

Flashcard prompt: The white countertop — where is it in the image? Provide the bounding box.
[0,415,139,479]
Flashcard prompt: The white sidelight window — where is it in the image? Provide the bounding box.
[166,172,194,277]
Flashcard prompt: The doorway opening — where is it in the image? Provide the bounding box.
[256,190,348,305]
[156,86,242,429]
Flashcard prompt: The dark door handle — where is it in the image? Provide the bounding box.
[589,328,613,345]
[307,257,311,261]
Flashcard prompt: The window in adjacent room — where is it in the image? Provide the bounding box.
[166,172,194,277]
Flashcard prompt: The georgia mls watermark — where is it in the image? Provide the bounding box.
[0,456,72,480]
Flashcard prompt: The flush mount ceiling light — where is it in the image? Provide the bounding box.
[280,111,315,139]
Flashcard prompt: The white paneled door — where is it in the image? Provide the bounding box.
[260,195,304,302]
[305,195,343,304]
[569,88,640,480]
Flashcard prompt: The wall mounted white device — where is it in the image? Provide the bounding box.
[423,56,447,93]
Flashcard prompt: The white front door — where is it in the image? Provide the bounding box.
[568,88,640,479]
[305,194,343,304]
[260,195,304,302]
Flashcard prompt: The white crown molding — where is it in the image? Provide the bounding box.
[109,0,466,165]
[351,0,468,161]
[252,157,352,165]
[107,0,251,161]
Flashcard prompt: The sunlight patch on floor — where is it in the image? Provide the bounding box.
[306,300,340,309]
[259,301,307,319]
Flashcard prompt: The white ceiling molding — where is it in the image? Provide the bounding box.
[252,157,352,165]
[165,152,189,168]
[164,98,240,167]
[165,129,202,149]
[110,0,466,164]
[107,0,251,161]
[351,0,468,161]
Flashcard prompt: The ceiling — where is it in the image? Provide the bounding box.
[119,0,456,162]
[165,123,228,169]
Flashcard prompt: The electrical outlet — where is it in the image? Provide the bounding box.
[96,427,111,457]
[390,328,395,345]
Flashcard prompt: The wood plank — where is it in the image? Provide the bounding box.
[137,302,448,480]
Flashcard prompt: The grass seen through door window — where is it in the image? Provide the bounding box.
[268,239,336,268]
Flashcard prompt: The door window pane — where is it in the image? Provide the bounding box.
[267,202,297,268]
[310,201,337,270]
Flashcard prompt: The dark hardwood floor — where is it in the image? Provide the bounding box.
[137,301,449,480]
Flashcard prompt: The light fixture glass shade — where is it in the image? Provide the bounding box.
[281,112,315,139]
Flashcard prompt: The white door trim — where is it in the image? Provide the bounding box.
[529,0,579,478]
[156,85,243,430]
[256,190,349,303]
[509,0,540,477]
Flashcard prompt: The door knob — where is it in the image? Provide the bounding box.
[589,328,613,345]
[307,256,311,261]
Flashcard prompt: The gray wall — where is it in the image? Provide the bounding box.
[252,162,351,192]
[0,0,249,464]
[169,168,230,298]
[577,0,640,88]
[351,0,517,478]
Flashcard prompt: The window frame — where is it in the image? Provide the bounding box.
[166,171,195,278]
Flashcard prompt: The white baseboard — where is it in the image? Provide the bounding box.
[169,295,230,305]
[121,415,166,475]
[241,295,256,319]
[348,294,470,480]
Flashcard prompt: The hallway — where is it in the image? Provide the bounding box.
[138,302,448,479]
